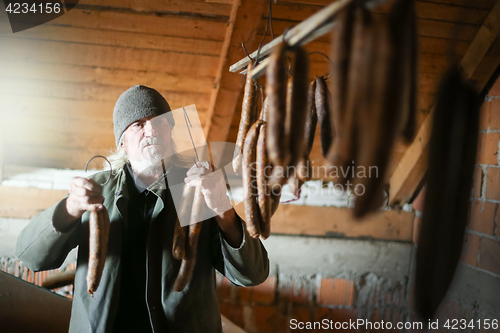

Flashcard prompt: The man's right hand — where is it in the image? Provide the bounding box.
[54,177,104,231]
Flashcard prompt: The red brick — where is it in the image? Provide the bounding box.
[497,207,500,237]
[488,99,500,131]
[489,77,500,96]
[478,237,500,276]
[219,302,245,329]
[476,133,500,165]
[317,278,356,306]
[240,286,252,303]
[369,310,381,333]
[331,309,358,333]
[292,305,312,325]
[460,233,480,266]
[473,165,484,199]
[252,305,276,333]
[469,201,497,235]
[314,307,332,322]
[290,281,312,304]
[486,167,500,200]
[480,101,500,132]
[480,102,491,131]
[251,276,276,304]
[217,276,232,300]
[413,216,422,244]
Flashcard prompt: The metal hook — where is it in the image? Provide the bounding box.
[241,41,253,62]
[182,107,200,163]
[85,155,112,186]
[309,51,334,80]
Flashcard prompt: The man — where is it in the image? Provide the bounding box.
[16,85,270,332]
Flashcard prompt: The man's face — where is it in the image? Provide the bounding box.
[121,115,172,168]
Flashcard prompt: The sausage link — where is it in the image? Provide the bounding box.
[243,120,263,238]
[327,4,369,185]
[288,46,310,168]
[415,68,480,320]
[233,61,259,174]
[174,186,205,292]
[266,42,290,168]
[256,122,271,239]
[172,217,188,260]
[298,79,318,181]
[177,184,196,228]
[304,79,317,158]
[87,208,110,296]
[330,1,355,138]
[353,11,403,218]
[315,76,334,158]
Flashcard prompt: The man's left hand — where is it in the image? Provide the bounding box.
[184,161,233,216]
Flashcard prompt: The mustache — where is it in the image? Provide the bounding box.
[140,137,164,149]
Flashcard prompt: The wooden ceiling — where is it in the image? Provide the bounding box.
[0,0,499,202]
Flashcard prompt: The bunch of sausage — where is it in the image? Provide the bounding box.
[232,0,418,242]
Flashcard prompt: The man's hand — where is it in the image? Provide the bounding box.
[184,161,232,216]
[184,162,243,247]
[54,177,104,232]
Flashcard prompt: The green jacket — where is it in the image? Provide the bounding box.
[16,167,270,333]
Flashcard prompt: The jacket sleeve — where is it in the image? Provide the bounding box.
[16,198,81,272]
[211,213,270,287]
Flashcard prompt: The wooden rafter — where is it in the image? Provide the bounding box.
[203,0,266,148]
[234,203,415,241]
[388,0,500,206]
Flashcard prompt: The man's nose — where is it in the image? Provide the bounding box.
[143,120,158,136]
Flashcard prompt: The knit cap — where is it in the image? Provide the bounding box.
[113,85,175,147]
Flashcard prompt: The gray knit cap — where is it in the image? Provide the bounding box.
[113,85,175,147]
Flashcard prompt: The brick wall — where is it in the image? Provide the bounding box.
[216,273,408,333]
[216,235,412,333]
[409,78,500,331]
[0,256,75,298]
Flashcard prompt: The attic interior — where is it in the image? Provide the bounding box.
[0,0,500,332]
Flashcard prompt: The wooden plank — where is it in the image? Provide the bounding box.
[234,203,415,241]
[0,21,223,56]
[0,60,215,94]
[3,143,111,170]
[0,96,116,120]
[0,78,210,108]
[203,0,266,146]
[0,186,68,219]
[388,0,500,206]
[281,0,496,10]
[270,1,489,25]
[459,0,500,78]
[78,0,232,17]
[256,17,481,42]
[16,8,228,41]
[0,37,219,77]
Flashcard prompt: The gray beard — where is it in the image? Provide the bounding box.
[128,155,164,178]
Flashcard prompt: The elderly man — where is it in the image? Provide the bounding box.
[16,85,270,333]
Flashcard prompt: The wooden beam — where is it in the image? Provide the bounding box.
[234,203,415,241]
[388,0,500,206]
[203,0,266,147]
[0,186,67,219]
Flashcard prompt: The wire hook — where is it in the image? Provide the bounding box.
[309,51,334,80]
[85,155,112,186]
